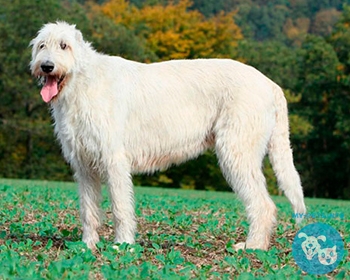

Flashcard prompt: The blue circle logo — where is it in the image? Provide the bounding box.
[292,222,344,274]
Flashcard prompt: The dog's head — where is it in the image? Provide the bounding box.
[29,21,85,103]
[298,232,326,260]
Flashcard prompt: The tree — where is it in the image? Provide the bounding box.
[86,4,157,62]
[295,35,349,198]
[100,0,243,60]
[311,8,341,37]
[0,0,82,180]
[329,5,350,198]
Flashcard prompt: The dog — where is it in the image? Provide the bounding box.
[298,232,326,260]
[30,21,306,250]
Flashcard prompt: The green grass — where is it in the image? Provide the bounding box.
[0,178,349,279]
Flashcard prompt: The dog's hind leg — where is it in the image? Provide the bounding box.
[215,108,276,250]
[106,153,136,245]
[74,167,102,249]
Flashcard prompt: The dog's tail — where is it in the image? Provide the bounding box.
[268,84,306,223]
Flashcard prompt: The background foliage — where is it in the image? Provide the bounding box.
[0,0,349,199]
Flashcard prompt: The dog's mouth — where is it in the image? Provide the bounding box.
[40,74,66,103]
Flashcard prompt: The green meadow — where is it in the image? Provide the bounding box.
[0,178,349,279]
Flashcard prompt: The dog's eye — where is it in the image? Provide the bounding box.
[60,42,67,50]
[39,43,45,50]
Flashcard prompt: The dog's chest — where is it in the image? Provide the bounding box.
[52,104,105,165]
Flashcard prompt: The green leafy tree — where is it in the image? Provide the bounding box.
[0,0,75,180]
[329,5,350,198]
[295,35,349,198]
[86,4,157,61]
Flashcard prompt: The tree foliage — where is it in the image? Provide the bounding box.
[0,0,83,180]
[0,0,349,198]
[100,0,242,60]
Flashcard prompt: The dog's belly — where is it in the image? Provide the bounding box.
[127,132,215,174]
[123,88,218,173]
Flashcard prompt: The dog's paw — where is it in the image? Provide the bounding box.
[83,235,99,250]
[114,236,135,245]
[232,242,246,251]
[232,241,269,251]
[115,228,135,245]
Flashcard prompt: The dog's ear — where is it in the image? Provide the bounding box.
[29,38,36,48]
[298,232,308,239]
[29,37,39,64]
[75,29,83,43]
[317,235,326,242]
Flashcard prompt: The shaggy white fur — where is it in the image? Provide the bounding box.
[30,22,306,250]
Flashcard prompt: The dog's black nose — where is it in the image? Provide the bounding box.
[41,61,55,73]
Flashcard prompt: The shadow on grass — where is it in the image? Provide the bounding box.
[0,229,81,250]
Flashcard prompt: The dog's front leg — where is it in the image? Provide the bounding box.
[74,167,102,250]
[106,156,136,245]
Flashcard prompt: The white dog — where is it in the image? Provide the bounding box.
[30,22,306,251]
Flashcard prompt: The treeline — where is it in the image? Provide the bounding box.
[0,0,349,199]
[130,0,350,44]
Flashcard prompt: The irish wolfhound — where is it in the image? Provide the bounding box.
[30,22,306,250]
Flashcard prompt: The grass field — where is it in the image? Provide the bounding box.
[0,178,349,279]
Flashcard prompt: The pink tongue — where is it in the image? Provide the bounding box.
[40,76,58,103]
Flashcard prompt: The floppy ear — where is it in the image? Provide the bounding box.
[298,232,308,239]
[29,37,39,63]
[29,38,36,48]
[317,235,326,242]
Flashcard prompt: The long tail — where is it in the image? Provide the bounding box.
[268,84,306,223]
